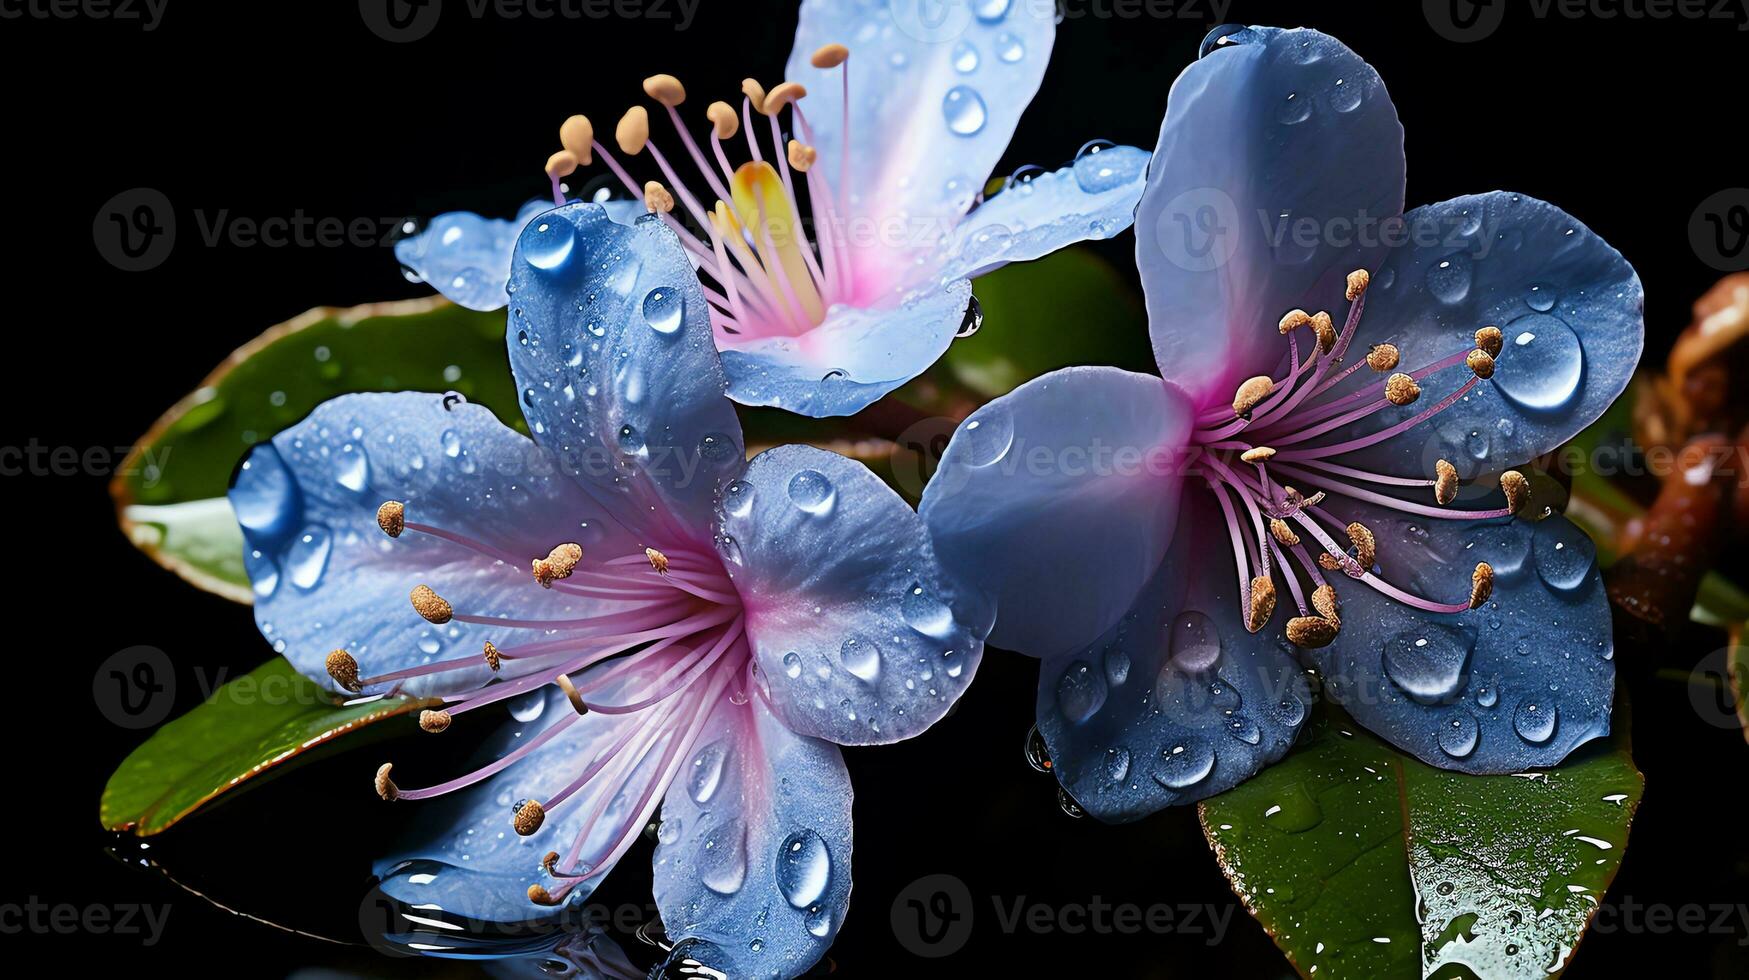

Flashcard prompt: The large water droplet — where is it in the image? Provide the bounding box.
[285,525,332,590]
[787,469,835,516]
[956,409,1013,467]
[1425,252,1474,304]
[943,86,988,136]
[642,286,683,335]
[1056,660,1107,724]
[1168,611,1222,673]
[900,582,956,638]
[1438,712,1480,758]
[1532,519,1596,592]
[952,41,979,73]
[523,219,576,273]
[688,741,728,803]
[1329,75,1363,112]
[336,446,369,492]
[698,820,748,895]
[507,690,546,722]
[1071,143,1145,194]
[1495,314,1585,411]
[1199,23,1247,57]
[1105,746,1131,782]
[839,636,880,683]
[1513,700,1559,743]
[723,479,755,518]
[1155,739,1217,789]
[1527,283,1558,312]
[1381,625,1475,703]
[775,830,831,909]
[232,446,302,547]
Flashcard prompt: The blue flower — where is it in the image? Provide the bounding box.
[920,26,1643,822]
[232,203,989,977]
[395,0,1151,417]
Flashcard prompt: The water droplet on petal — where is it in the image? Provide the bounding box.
[839,636,880,683]
[956,409,1013,467]
[1155,739,1217,789]
[642,286,684,335]
[1514,700,1559,743]
[1382,625,1475,703]
[943,86,988,136]
[1426,252,1474,304]
[1168,611,1222,673]
[775,830,831,909]
[1055,660,1107,724]
[1496,314,1585,411]
[523,220,576,273]
[786,469,835,515]
[900,582,956,638]
[699,820,748,895]
[285,525,332,590]
[688,741,728,803]
[1532,519,1596,592]
[1438,712,1481,758]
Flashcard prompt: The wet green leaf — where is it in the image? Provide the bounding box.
[112,297,521,601]
[101,656,433,836]
[1199,701,1642,979]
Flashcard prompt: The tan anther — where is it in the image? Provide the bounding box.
[646,547,670,574]
[1346,268,1371,301]
[554,673,589,716]
[615,106,650,155]
[741,78,768,113]
[1317,552,1343,572]
[642,73,686,107]
[1470,562,1495,609]
[1286,615,1339,648]
[1278,309,1312,334]
[1311,311,1338,354]
[419,709,452,734]
[787,139,817,173]
[527,884,561,906]
[1500,469,1530,515]
[642,180,675,215]
[1232,376,1275,417]
[541,851,562,875]
[1467,348,1495,379]
[1241,446,1276,463]
[706,101,739,139]
[1246,576,1277,633]
[1366,344,1400,372]
[532,542,584,588]
[326,649,361,693]
[1475,325,1503,358]
[1385,372,1421,406]
[762,81,807,115]
[375,763,399,801]
[1434,459,1459,505]
[1312,584,1341,625]
[410,584,453,624]
[483,640,502,672]
[545,150,578,180]
[810,42,850,68]
[559,115,595,166]
[1268,518,1301,548]
[1345,522,1377,569]
[376,501,405,538]
[513,799,546,836]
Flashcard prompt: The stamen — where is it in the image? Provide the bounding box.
[1247,575,1276,633]
[532,542,584,589]
[1475,325,1503,358]
[762,81,807,115]
[1346,522,1376,568]
[1311,311,1337,355]
[419,709,452,733]
[1346,269,1371,301]
[1385,372,1421,406]
[1466,348,1495,379]
[646,548,670,574]
[554,673,590,716]
[545,151,578,180]
[513,799,546,836]
[1233,376,1275,417]
[810,43,850,68]
[1241,446,1276,463]
[410,584,453,624]
[706,101,739,139]
[741,78,768,114]
[375,763,399,801]
[642,73,686,108]
[1318,553,1342,572]
[326,649,361,693]
[786,140,817,173]
[541,851,563,875]
[1366,344,1400,372]
[1269,518,1301,547]
[559,115,595,166]
[1434,459,1458,505]
[1279,309,1312,334]
[527,884,561,907]
[1500,470,1530,514]
[376,501,405,538]
[1312,583,1341,624]
[643,180,676,214]
[1470,562,1495,608]
[483,641,502,672]
[1286,615,1339,648]
[615,107,650,155]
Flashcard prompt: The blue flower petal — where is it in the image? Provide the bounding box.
[721,444,988,744]
[1134,26,1404,410]
[785,0,1056,274]
[719,279,971,418]
[396,199,551,312]
[1310,192,1643,480]
[652,696,852,980]
[1038,493,1311,823]
[1300,503,1614,773]
[229,392,639,699]
[934,145,1151,282]
[371,687,673,949]
[506,204,744,540]
[921,367,1194,656]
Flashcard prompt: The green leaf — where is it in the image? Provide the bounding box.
[940,246,1153,399]
[101,656,433,835]
[112,297,519,601]
[1198,701,1642,979]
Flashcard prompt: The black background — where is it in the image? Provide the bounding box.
[5,0,1749,976]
